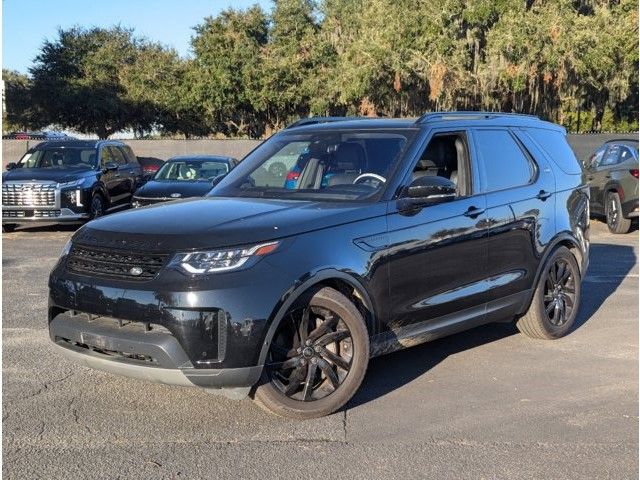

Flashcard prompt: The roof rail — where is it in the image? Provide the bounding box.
[415,111,539,124]
[286,116,375,129]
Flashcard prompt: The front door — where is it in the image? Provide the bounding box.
[385,129,489,331]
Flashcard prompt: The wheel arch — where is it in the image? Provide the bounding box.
[256,269,376,367]
[521,233,584,315]
[91,183,110,204]
[603,179,624,201]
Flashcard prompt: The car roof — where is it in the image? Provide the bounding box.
[167,155,234,162]
[31,139,124,150]
[284,112,564,133]
[604,138,639,148]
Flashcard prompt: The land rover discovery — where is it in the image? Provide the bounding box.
[48,113,589,419]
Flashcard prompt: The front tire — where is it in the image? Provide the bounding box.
[253,287,369,419]
[605,191,632,234]
[2,224,17,233]
[90,194,105,219]
[517,246,581,339]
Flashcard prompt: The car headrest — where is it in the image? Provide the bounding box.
[417,158,437,170]
[333,142,365,171]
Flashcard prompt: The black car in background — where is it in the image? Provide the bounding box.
[584,139,638,233]
[48,113,589,419]
[137,157,165,180]
[2,140,141,231]
[132,155,237,207]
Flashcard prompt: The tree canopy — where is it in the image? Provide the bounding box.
[3,0,637,138]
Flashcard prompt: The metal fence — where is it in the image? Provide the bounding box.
[1,133,637,169]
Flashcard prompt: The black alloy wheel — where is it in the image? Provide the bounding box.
[266,305,353,402]
[543,257,576,326]
[517,246,581,339]
[90,195,104,219]
[253,287,369,419]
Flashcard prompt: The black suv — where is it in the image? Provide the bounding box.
[2,140,141,231]
[48,113,589,418]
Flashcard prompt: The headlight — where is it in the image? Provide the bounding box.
[171,241,280,274]
[58,179,85,189]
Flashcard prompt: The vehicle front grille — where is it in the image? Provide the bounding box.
[2,183,56,207]
[3,209,61,218]
[66,244,170,280]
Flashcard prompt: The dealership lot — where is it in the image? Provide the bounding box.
[2,221,638,479]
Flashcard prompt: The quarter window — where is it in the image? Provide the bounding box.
[474,129,534,192]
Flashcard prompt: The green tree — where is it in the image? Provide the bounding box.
[2,69,40,132]
[29,26,141,138]
[191,6,269,137]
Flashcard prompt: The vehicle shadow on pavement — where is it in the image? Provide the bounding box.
[573,242,637,330]
[347,241,636,410]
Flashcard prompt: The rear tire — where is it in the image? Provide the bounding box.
[253,287,369,419]
[517,246,581,339]
[2,224,17,233]
[605,191,631,234]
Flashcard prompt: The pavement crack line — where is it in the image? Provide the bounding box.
[19,371,76,400]
[342,409,348,443]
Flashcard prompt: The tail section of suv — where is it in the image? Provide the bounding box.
[48,112,589,418]
[2,140,142,230]
[584,139,638,233]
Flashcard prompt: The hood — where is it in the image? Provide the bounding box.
[2,166,95,183]
[135,180,213,199]
[76,196,385,252]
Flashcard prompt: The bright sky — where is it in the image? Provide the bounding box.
[2,0,273,74]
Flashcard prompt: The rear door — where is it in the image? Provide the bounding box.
[471,127,556,320]
[385,128,489,331]
[584,146,607,212]
[97,146,123,206]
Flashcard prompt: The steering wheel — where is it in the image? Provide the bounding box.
[353,173,386,187]
[268,161,287,178]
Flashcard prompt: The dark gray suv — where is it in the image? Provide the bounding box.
[584,139,638,234]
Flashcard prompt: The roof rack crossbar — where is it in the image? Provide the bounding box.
[415,111,539,124]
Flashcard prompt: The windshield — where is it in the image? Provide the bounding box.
[155,160,229,181]
[213,129,416,201]
[17,148,97,169]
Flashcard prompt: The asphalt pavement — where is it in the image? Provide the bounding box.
[2,220,638,479]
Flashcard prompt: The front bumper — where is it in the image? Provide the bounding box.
[2,207,89,223]
[49,311,262,398]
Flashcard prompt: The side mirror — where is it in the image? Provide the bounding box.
[102,161,118,173]
[211,173,227,187]
[399,175,456,210]
[6,162,17,171]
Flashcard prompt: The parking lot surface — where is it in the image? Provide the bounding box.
[2,221,638,479]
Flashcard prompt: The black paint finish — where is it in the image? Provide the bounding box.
[48,114,590,389]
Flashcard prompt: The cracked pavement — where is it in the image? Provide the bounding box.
[2,221,638,479]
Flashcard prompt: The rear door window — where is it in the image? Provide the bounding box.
[526,128,582,174]
[473,129,535,192]
[108,147,127,165]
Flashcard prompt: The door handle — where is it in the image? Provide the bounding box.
[463,206,485,218]
[537,190,552,200]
